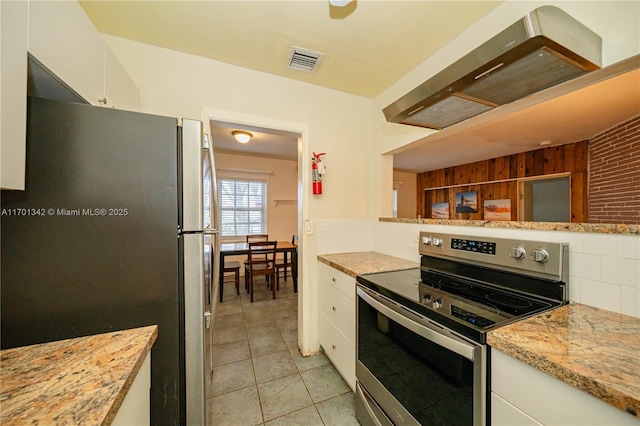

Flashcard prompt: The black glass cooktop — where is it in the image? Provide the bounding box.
[357,266,560,343]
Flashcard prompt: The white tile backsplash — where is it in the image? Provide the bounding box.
[582,233,625,257]
[580,279,622,313]
[620,286,640,317]
[601,257,640,288]
[570,252,601,280]
[316,220,640,318]
[623,235,640,260]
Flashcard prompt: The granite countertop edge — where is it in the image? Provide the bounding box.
[379,217,639,235]
[487,304,640,418]
[317,251,419,277]
[0,325,158,425]
[103,326,158,425]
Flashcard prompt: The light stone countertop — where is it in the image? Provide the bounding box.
[0,325,158,425]
[380,217,640,235]
[317,251,419,277]
[487,304,640,418]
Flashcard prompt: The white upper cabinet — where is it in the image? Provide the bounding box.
[104,46,140,111]
[1,0,139,189]
[28,1,105,106]
[1,0,29,190]
[28,1,139,110]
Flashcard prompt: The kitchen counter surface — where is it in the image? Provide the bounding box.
[487,304,640,418]
[318,251,419,278]
[380,217,639,235]
[0,325,157,425]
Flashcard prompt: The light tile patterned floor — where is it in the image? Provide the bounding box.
[208,274,359,425]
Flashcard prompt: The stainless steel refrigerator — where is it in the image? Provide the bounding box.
[0,96,219,425]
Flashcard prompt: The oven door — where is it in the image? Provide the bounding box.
[356,285,486,426]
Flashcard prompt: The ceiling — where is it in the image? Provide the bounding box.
[77,0,502,164]
[210,121,299,161]
[79,1,639,172]
[79,0,502,99]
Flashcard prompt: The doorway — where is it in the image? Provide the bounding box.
[519,175,570,222]
[202,107,310,352]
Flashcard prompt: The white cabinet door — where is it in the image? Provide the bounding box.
[112,353,151,426]
[319,281,355,344]
[491,392,541,426]
[1,0,28,190]
[28,1,104,106]
[104,46,140,111]
[318,262,355,301]
[319,314,356,390]
[492,348,639,425]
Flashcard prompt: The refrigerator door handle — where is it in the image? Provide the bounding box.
[204,311,211,329]
[180,228,219,235]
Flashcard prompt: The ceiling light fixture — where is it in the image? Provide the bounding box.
[329,0,353,6]
[232,130,252,144]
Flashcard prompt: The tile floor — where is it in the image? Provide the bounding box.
[207,273,359,425]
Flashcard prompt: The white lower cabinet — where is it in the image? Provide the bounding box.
[112,353,151,426]
[318,262,356,390]
[491,348,639,425]
[491,392,542,426]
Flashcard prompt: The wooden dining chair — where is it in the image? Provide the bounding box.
[243,234,269,290]
[245,241,277,302]
[223,261,241,295]
[276,235,297,292]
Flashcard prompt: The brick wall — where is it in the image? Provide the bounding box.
[588,115,640,224]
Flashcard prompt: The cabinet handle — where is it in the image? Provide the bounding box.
[332,277,337,282]
[332,306,337,311]
[332,344,336,349]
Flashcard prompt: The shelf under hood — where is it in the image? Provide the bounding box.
[383,6,602,130]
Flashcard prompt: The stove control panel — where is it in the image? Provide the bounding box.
[451,238,496,255]
[419,231,568,283]
[451,305,495,328]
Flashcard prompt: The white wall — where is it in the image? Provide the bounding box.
[393,170,417,218]
[104,35,373,354]
[372,0,640,217]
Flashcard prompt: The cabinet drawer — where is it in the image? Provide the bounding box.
[318,262,355,300]
[319,314,355,391]
[320,283,355,344]
[491,392,541,426]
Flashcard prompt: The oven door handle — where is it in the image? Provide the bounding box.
[358,287,477,361]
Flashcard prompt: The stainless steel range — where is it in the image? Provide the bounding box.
[355,232,568,426]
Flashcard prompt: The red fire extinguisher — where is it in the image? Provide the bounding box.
[312,152,326,195]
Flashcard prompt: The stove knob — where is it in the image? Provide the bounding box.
[432,237,443,247]
[432,297,443,309]
[422,236,432,246]
[531,249,549,263]
[423,294,432,303]
[509,246,526,259]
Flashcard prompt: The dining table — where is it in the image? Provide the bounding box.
[218,240,298,302]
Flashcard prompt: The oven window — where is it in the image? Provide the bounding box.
[358,296,474,425]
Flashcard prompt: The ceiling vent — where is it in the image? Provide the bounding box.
[287,46,324,74]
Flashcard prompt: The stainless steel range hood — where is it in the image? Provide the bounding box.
[383,6,602,130]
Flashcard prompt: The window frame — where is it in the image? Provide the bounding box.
[218,178,268,237]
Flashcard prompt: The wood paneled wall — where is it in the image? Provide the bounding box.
[416,141,588,222]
